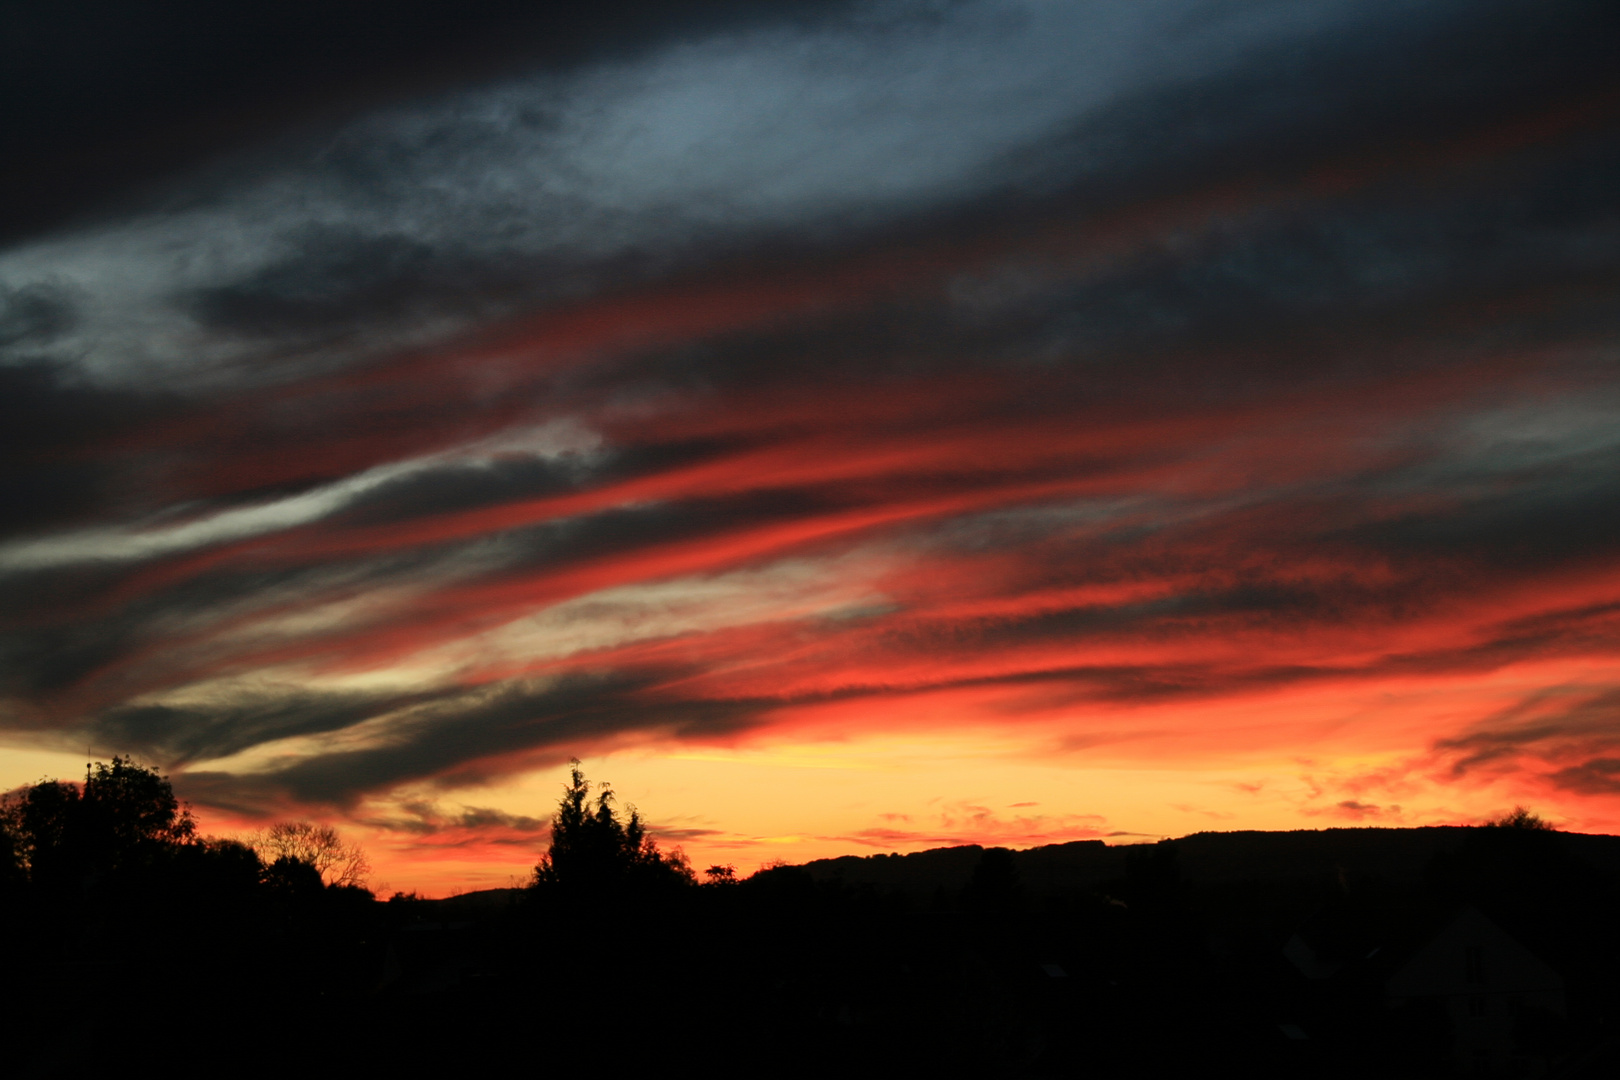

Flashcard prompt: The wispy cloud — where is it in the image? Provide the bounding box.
[0,419,600,570]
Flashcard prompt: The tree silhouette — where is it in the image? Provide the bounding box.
[532,759,693,895]
[261,853,327,899]
[3,778,79,886]
[0,811,22,902]
[252,821,370,887]
[0,757,194,891]
[81,756,195,849]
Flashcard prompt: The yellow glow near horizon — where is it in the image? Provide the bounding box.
[7,651,1616,898]
[330,686,1602,897]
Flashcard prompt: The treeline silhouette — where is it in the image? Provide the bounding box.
[0,759,380,1079]
[4,761,1619,1077]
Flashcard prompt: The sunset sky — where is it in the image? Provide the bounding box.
[4,0,1620,894]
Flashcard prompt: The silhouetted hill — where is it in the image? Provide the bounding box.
[797,827,1620,899]
[410,886,525,917]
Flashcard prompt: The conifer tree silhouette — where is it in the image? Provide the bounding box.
[532,759,692,896]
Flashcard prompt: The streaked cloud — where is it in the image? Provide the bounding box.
[0,419,601,570]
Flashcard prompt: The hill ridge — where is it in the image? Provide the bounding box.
[795,826,1620,897]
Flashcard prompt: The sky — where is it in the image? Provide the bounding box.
[4,0,1620,895]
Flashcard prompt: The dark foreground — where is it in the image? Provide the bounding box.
[5,825,1620,1078]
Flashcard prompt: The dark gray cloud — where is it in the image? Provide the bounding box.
[176,670,761,810]
[0,543,463,698]
[1338,446,1620,574]
[0,362,186,534]
[1433,689,1620,784]
[454,806,547,833]
[85,687,457,768]
[0,283,76,349]
[356,799,550,840]
[1547,758,1620,796]
[2,0,1460,391]
[0,1,851,246]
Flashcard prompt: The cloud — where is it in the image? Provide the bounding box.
[1327,800,1390,820]
[353,798,551,843]
[0,0,1414,391]
[171,670,765,809]
[0,418,601,572]
[1425,687,1620,791]
[3,0,1620,848]
[87,686,457,767]
[1546,758,1620,796]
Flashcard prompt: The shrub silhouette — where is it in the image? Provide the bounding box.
[1485,805,1554,830]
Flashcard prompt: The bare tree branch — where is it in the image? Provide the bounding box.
[251,821,370,887]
